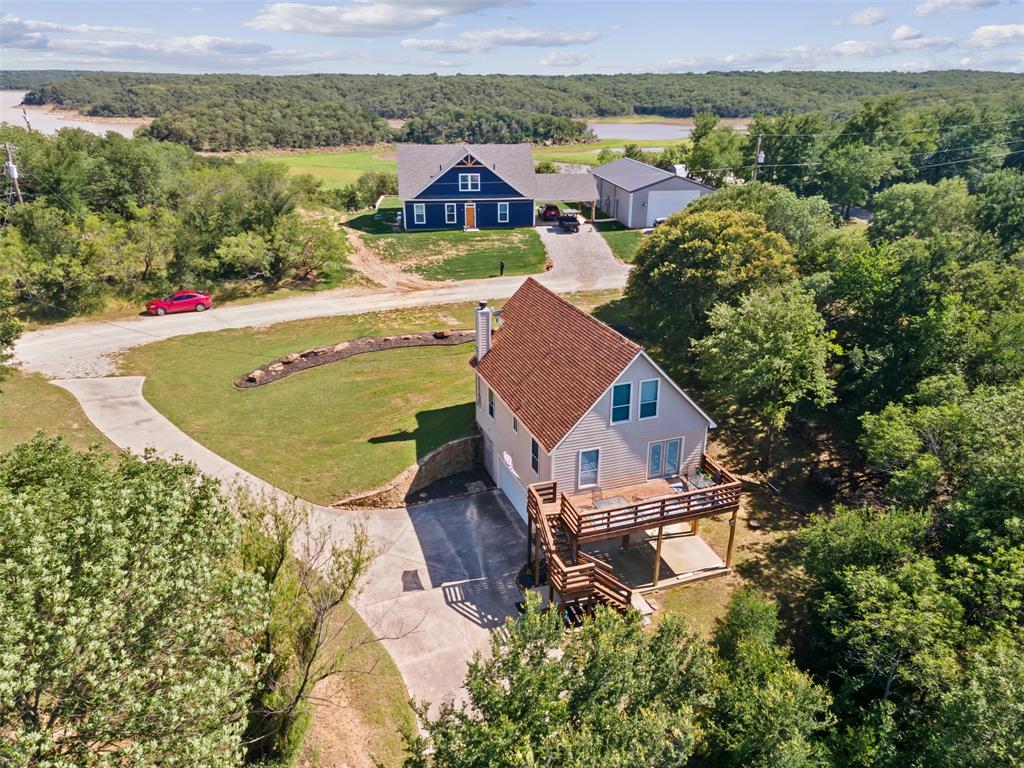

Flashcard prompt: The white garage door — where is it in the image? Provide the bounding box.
[497,458,528,522]
[646,190,701,227]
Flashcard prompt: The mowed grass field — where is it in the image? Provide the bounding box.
[347,199,547,281]
[120,303,484,504]
[594,219,646,263]
[275,137,690,187]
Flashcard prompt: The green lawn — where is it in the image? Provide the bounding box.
[532,137,689,167]
[120,304,483,504]
[0,371,118,454]
[594,219,645,263]
[347,204,547,281]
[277,146,397,189]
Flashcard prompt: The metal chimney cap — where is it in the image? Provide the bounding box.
[478,301,488,309]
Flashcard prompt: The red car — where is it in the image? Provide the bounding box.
[146,290,212,316]
[539,204,560,221]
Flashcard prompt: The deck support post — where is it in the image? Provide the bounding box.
[690,519,700,535]
[621,534,629,549]
[527,515,533,569]
[725,506,739,569]
[653,525,664,587]
[533,524,541,586]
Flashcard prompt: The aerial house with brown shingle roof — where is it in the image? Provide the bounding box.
[472,278,742,615]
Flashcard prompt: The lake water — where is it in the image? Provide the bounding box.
[587,122,693,140]
[0,90,150,137]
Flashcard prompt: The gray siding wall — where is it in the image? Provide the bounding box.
[631,176,713,227]
[595,177,633,227]
[475,373,552,485]
[550,354,709,493]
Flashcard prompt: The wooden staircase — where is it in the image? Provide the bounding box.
[528,483,632,615]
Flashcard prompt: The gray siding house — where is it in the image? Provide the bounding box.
[471,278,715,520]
[592,157,715,228]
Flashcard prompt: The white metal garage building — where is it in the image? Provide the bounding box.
[592,157,715,229]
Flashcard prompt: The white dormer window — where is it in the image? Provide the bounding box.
[459,173,481,192]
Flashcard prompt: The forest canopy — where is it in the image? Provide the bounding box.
[7,69,1023,150]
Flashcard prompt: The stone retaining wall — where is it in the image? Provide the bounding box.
[333,434,482,509]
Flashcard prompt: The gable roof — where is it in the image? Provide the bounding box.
[473,278,641,451]
[397,143,536,200]
[592,157,714,193]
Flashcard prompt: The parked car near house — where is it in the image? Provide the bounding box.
[540,203,561,221]
[558,213,580,233]
[146,290,212,316]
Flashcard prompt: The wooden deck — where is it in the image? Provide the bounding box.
[526,454,742,614]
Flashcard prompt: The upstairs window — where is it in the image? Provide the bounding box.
[639,379,659,419]
[488,388,494,418]
[512,416,519,433]
[531,439,539,473]
[458,173,481,192]
[611,382,631,424]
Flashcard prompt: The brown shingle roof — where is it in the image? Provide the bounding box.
[474,278,640,451]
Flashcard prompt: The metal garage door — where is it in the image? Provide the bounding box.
[497,456,528,522]
[646,190,701,227]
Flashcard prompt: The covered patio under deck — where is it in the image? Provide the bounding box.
[526,455,742,613]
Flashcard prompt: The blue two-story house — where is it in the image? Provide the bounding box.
[396,143,596,232]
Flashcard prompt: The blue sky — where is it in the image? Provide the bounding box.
[2,0,1021,75]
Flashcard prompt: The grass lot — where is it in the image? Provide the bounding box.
[120,304,483,504]
[277,146,397,189]
[347,201,547,281]
[533,137,689,167]
[0,371,117,454]
[594,219,646,263]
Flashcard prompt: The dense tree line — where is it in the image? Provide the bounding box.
[400,107,592,145]
[12,69,1022,150]
[0,125,350,318]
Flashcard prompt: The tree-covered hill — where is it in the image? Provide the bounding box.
[16,70,1023,119]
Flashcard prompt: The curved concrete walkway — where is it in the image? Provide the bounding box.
[52,376,526,713]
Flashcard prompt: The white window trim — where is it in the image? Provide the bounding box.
[445,202,457,224]
[413,203,426,225]
[487,388,494,419]
[609,381,632,425]
[458,173,481,192]
[639,378,660,421]
[497,201,509,223]
[577,447,601,489]
[530,438,539,474]
[647,436,683,479]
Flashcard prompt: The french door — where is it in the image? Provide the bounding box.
[648,438,682,479]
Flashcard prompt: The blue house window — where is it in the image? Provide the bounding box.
[497,202,509,223]
[413,203,425,225]
[611,382,631,424]
[459,173,480,192]
[445,203,457,224]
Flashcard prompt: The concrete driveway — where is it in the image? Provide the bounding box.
[51,376,526,712]
[535,221,629,290]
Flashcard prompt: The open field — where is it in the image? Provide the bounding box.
[347,200,547,281]
[119,303,483,503]
[0,370,118,454]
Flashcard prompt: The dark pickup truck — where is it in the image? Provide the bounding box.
[558,213,580,233]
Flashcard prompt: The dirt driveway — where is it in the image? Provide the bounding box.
[535,221,629,289]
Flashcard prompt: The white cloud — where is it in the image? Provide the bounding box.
[838,6,889,26]
[539,51,592,67]
[966,23,1024,48]
[402,27,600,54]
[959,49,1024,70]
[892,24,923,41]
[246,1,516,37]
[915,0,999,16]
[0,14,152,48]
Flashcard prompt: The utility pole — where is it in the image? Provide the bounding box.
[751,134,764,181]
[4,144,23,205]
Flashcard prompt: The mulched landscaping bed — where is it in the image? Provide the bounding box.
[234,328,475,388]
